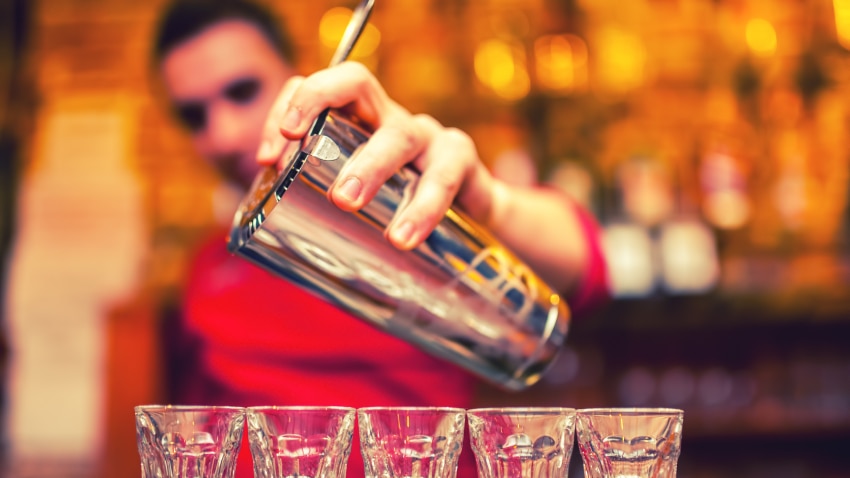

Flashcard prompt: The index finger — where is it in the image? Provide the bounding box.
[276,61,401,140]
[256,75,304,166]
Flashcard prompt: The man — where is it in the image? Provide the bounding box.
[152,0,608,476]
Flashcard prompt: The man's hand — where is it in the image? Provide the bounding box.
[256,61,496,251]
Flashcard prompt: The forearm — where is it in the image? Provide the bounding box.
[487,180,595,297]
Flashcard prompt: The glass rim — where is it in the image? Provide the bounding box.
[576,407,683,416]
[247,405,356,412]
[134,404,245,413]
[467,407,576,415]
[357,406,466,413]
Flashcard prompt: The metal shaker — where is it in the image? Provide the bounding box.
[228,108,570,390]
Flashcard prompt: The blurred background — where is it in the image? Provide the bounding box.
[2,0,849,476]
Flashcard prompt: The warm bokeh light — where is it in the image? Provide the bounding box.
[700,151,752,230]
[474,40,515,88]
[704,189,752,230]
[593,27,645,93]
[319,7,352,47]
[602,223,656,298]
[658,220,720,294]
[618,157,674,227]
[318,7,381,59]
[473,39,530,100]
[7,1,850,476]
[534,34,588,92]
[834,0,850,50]
[745,18,777,56]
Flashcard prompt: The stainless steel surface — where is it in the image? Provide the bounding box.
[229,110,571,390]
[328,0,374,67]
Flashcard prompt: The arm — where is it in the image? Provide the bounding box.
[256,62,607,307]
[488,181,591,296]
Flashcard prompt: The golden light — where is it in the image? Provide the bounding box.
[594,27,645,93]
[834,0,850,50]
[703,190,752,230]
[319,7,381,59]
[534,34,588,92]
[384,51,458,99]
[475,40,516,88]
[745,18,777,56]
[474,39,530,100]
[498,68,530,101]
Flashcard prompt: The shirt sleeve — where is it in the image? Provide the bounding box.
[565,201,610,318]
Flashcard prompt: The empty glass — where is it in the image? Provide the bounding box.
[358,407,466,478]
[575,408,684,478]
[467,407,576,478]
[246,406,357,478]
[134,405,245,478]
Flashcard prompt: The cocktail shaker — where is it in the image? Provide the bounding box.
[228,108,570,391]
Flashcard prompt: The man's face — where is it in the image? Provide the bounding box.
[160,20,294,189]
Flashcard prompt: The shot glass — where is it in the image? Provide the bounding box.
[575,408,684,478]
[246,406,356,478]
[358,407,466,478]
[467,407,576,478]
[134,405,245,478]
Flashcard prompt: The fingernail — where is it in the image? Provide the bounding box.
[390,221,415,248]
[281,106,301,131]
[337,176,362,202]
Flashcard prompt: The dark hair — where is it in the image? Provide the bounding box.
[152,0,295,64]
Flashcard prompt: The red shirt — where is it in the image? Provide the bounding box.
[177,231,478,478]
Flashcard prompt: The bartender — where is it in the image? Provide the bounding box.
[151,0,609,477]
